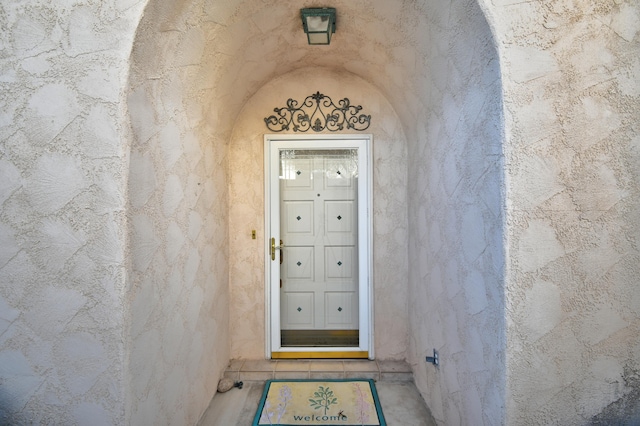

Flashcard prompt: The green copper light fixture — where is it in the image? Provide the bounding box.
[301,7,336,45]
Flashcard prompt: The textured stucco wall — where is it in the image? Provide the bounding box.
[0,1,145,424]
[483,0,640,423]
[228,68,409,360]
[402,1,506,424]
[126,1,231,424]
[2,0,639,424]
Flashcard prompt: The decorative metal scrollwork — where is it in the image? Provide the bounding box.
[264,92,371,132]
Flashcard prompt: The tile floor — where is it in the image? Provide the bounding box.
[198,360,436,425]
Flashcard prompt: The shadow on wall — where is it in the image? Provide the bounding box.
[590,367,640,425]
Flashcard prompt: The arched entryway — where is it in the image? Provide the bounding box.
[127,0,504,424]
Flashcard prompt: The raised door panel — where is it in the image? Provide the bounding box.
[284,246,314,280]
[283,201,314,236]
[324,292,357,328]
[282,292,314,328]
[324,246,356,280]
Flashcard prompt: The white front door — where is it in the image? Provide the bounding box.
[280,149,359,331]
[265,135,373,358]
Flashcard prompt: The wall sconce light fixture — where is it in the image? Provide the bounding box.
[301,8,336,45]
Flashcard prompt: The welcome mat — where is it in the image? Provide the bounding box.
[252,379,386,426]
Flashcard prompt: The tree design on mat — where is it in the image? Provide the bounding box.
[309,385,338,415]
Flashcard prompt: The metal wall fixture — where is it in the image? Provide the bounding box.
[426,349,439,366]
[264,92,372,133]
[301,8,336,45]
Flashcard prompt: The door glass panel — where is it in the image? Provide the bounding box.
[279,149,359,347]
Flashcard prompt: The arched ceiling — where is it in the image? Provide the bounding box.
[131,0,487,140]
[201,0,426,97]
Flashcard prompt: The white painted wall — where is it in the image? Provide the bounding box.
[228,68,409,360]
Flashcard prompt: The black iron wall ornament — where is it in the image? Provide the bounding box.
[264,92,372,132]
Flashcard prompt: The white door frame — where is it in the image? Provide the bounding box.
[264,134,374,358]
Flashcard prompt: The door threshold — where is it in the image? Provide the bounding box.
[271,351,369,359]
[281,329,359,347]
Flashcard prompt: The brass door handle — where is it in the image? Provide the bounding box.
[270,237,285,261]
[280,240,284,265]
[271,237,276,261]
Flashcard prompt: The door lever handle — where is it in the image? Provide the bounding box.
[270,237,285,261]
[271,237,276,261]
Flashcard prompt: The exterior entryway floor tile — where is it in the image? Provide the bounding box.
[223,359,413,382]
[200,359,436,425]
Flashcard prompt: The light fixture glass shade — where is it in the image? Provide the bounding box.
[307,32,330,45]
[301,8,336,45]
[306,15,330,32]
